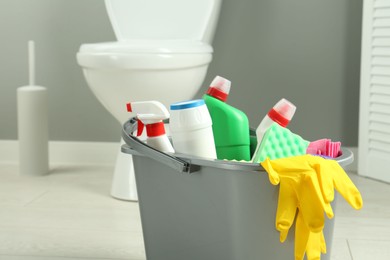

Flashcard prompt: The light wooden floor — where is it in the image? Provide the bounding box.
[0,162,388,260]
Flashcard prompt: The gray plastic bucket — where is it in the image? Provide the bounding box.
[122,118,353,260]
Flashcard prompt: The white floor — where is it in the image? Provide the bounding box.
[0,161,388,259]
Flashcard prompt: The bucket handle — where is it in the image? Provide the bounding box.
[122,118,200,174]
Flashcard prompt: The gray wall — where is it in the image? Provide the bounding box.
[0,0,362,146]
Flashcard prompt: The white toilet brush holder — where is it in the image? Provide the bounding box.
[17,41,49,176]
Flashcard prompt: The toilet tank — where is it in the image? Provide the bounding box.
[105,0,222,43]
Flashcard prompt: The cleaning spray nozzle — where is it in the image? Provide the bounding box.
[126,101,170,137]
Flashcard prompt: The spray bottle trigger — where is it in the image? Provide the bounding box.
[137,119,144,136]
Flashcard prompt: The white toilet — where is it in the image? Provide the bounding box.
[77,0,222,201]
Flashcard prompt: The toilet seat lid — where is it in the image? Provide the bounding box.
[105,0,215,41]
[79,40,213,54]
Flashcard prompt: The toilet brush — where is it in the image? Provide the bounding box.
[17,40,49,176]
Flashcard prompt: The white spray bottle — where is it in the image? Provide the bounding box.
[126,101,175,153]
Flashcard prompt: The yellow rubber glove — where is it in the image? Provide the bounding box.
[262,161,330,260]
[295,210,326,260]
[306,229,326,260]
[306,156,363,209]
[295,210,310,260]
[262,156,333,238]
[261,154,363,260]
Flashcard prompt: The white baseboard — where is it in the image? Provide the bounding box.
[0,140,119,165]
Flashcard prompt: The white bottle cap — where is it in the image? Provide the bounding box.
[267,98,296,127]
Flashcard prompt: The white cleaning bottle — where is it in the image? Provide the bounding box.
[126,101,175,153]
[169,99,217,159]
[17,41,49,176]
[251,98,296,162]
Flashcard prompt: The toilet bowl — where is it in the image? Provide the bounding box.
[77,40,213,123]
[77,0,222,201]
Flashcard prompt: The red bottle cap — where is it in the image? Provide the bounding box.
[267,108,290,127]
[206,76,231,102]
[145,122,165,137]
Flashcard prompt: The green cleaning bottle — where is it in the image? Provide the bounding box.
[203,76,251,161]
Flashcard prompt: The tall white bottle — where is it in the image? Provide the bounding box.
[126,101,175,153]
[251,98,296,163]
[169,99,217,159]
[17,41,49,176]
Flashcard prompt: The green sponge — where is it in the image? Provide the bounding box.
[252,123,309,163]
